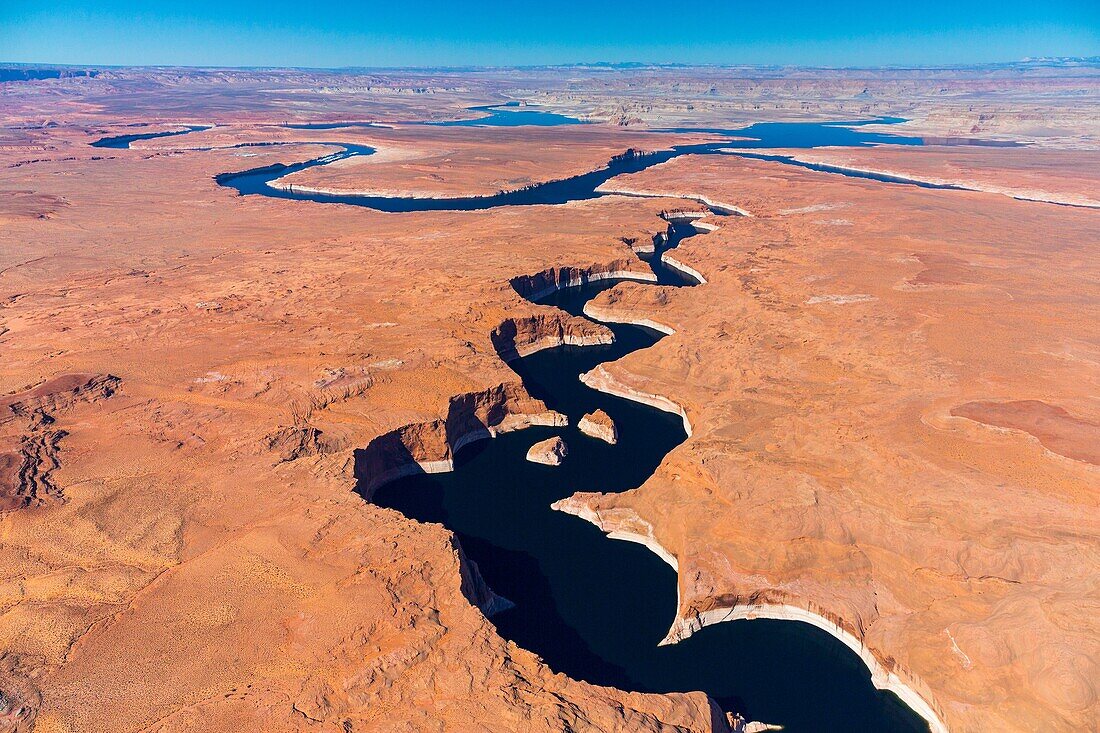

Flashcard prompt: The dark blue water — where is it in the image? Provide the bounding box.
[90,124,211,148]
[663,117,1016,149]
[216,147,678,211]
[664,117,924,148]
[215,118,982,211]
[279,121,387,130]
[255,103,583,130]
[433,103,586,127]
[212,143,377,195]
[271,103,584,130]
[367,224,930,732]
[735,152,968,191]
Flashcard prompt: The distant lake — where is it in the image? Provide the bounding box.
[90,124,211,148]
[432,102,586,127]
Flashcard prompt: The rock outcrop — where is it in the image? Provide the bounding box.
[526,436,568,466]
[355,382,567,497]
[578,409,618,444]
[510,258,657,302]
[491,312,614,361]
[0,373,119,512]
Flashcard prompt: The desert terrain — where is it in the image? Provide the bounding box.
[0,63,1097,733]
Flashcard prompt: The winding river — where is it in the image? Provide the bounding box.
[90,124,212,148]
[96,116,947,730]
[212,118,983,216]
[367,220,930,732]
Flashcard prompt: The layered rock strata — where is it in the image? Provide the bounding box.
[526,436,569,466]
[578,409,618,444]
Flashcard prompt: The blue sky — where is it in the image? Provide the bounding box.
[3,1,1098,67]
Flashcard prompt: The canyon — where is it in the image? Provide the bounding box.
[0,63,1097,733]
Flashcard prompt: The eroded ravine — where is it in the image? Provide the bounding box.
[363,215,933,732]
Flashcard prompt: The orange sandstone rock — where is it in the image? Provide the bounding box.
[579,409,619,444]
[526,435,569,466]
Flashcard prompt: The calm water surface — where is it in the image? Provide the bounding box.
[215,118,965,212]
[433,102,586,127]
[90,124,211,148]
[369,224,930,732]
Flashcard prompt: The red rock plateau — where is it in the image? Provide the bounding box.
[732,146,1100,208]
[0,64,1097,733]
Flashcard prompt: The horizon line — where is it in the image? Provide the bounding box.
[3,56,1100,74]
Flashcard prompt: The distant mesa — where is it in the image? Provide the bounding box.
[526,436,568,466]
[579,409,618,444]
